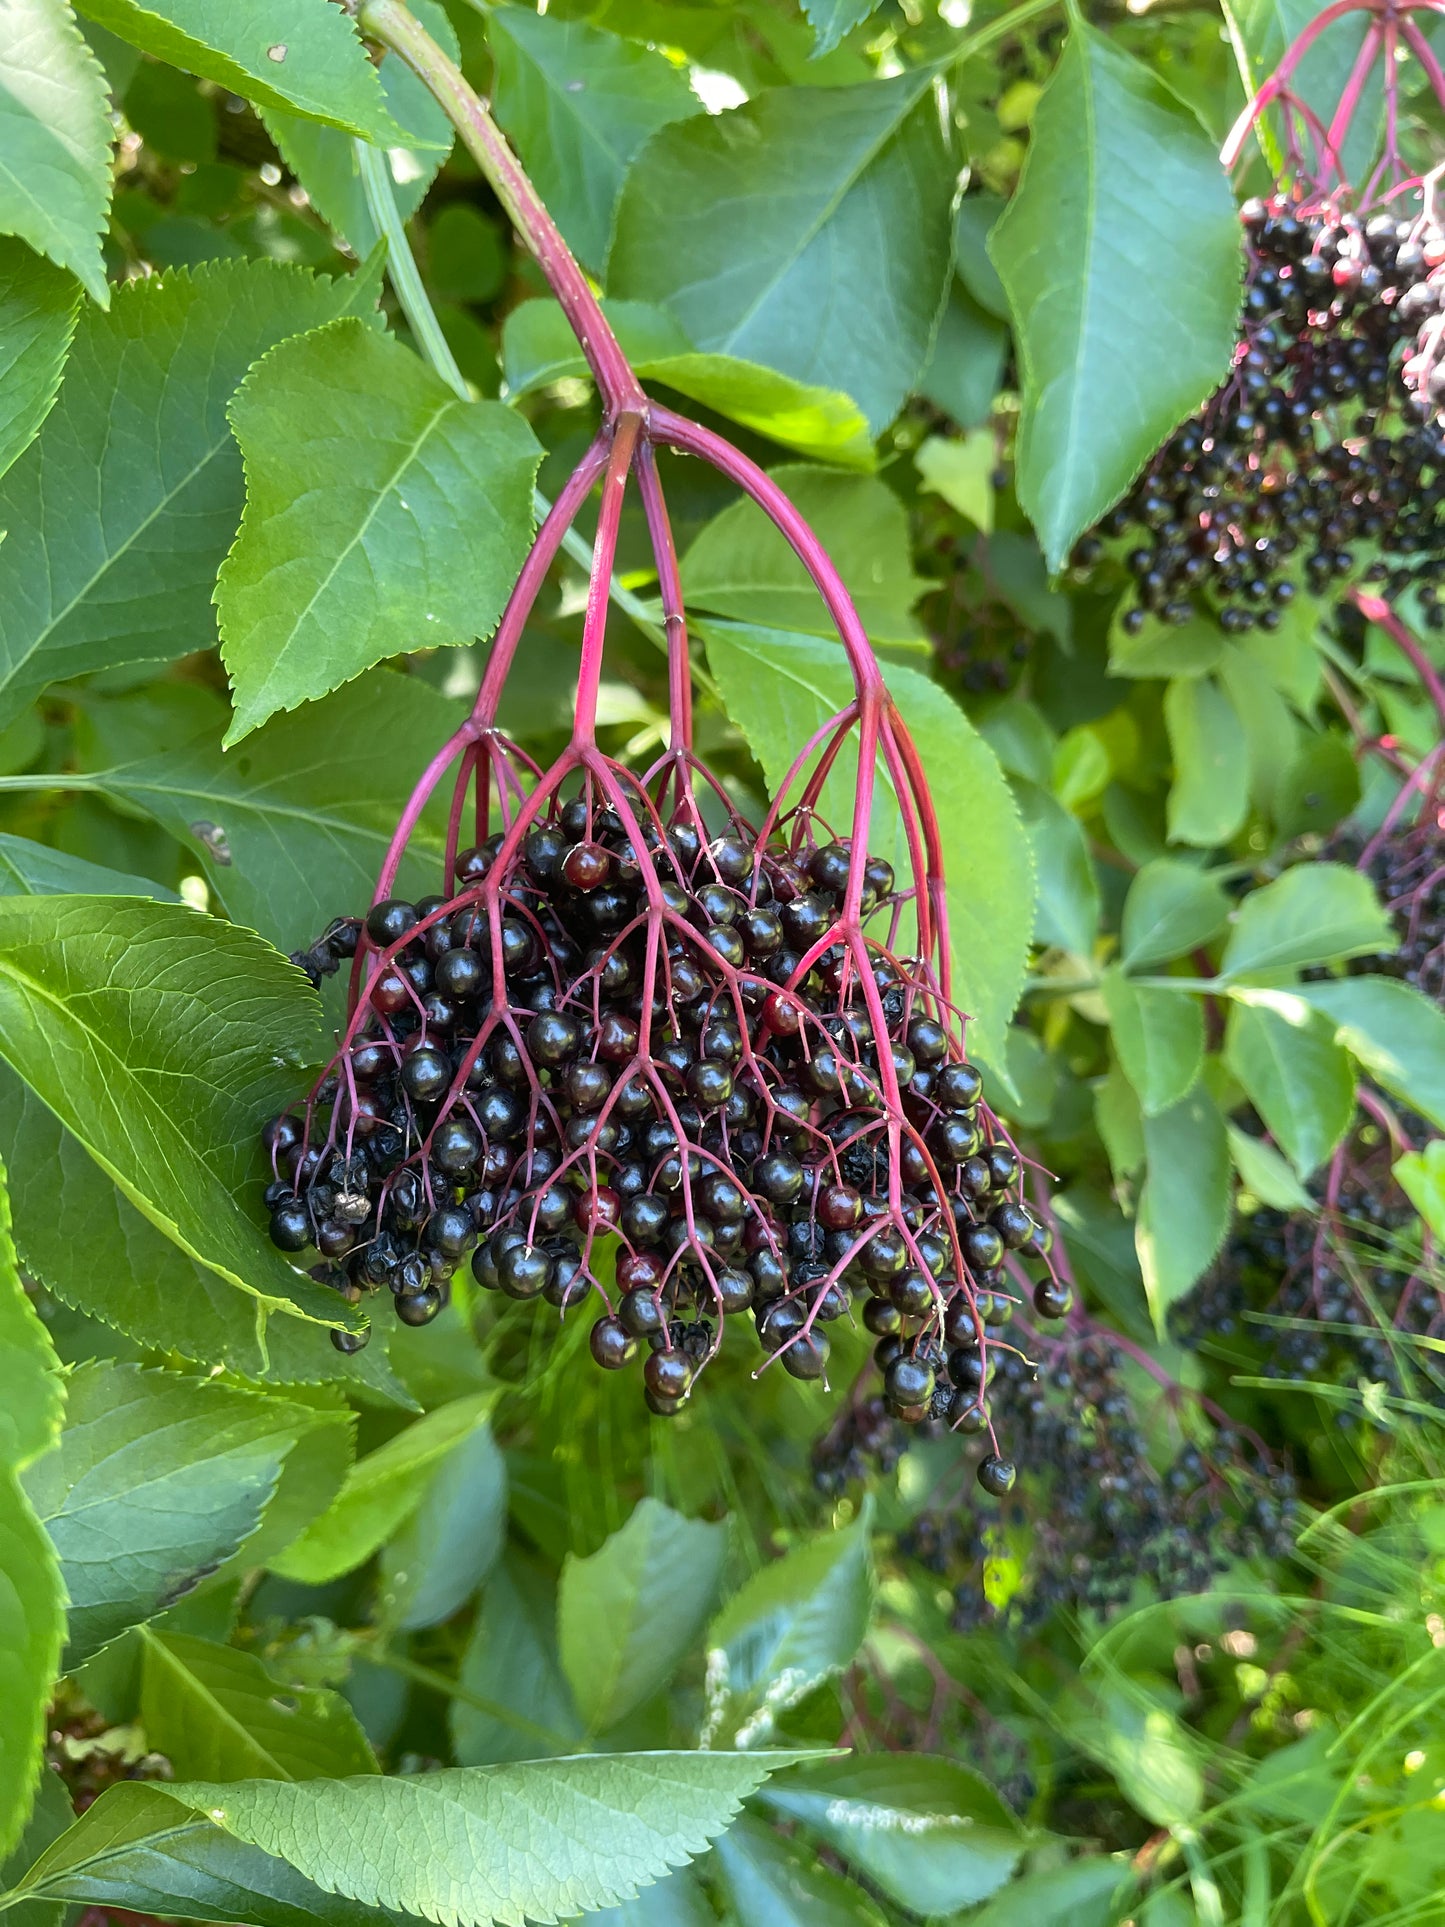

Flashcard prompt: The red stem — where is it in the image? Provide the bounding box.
[572,414,643,749]
[1354,590,1445,733]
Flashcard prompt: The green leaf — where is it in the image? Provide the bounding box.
[579,1868,715,1927]
[704,623,1033,1068]
[489,8,698,273]
[1,1779,406,1927]
[0,1765,75,1927]
[1223,0,1381,186]
[0,0,112,305]
[1227,1125,1312,1211]
[218,318,541,741]
[22,1362,307,1664]
[713,1815,890,1927]
[377,1419,508,1632]
[1396,1139,1445,1242]
[610,73,954,434]
[759,1755,1024,1912]
[72,0,411,143]
[159,1752,815,1927]
[270,1391,494,1584]
[916,431,996,532]
[558,1497,728,1734]
[989,23,1240,568]
[1101,968,1205,1115]
[453,1555,584,1765]
[1136,1085,1231,1332]
[1015,780,1099,956]
[917,282,1008,431]
[1292,977,1445,1134]
[0,894,342,1326]
[703,1511,872,1748]
[1272,731,1361,842]
[1164,675,1249,848]
[966,1858,1135,1927]
[1120,859,1229,973]
[1219,863,1393,979]
[89,669,463,955]
[683,468,925,641]
[0,258,378,729]
[139,1630,377,1782]
[803,0,881,58]
[0,1067,410,1402]
[0,832,175,900]
[0,1154,66,1861]
[501,299,874,468]
[1067,1684,1203,1830]
[1225,1001,1354,1177]
[0,241,80,479]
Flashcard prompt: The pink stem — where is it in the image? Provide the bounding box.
[1354,590,1445,733]
[634,442,693,754]
[1325,20,1383,184]
[1401,14,1445,115]
[572,415,642,749]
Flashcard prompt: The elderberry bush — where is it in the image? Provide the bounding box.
[1073,194,1445,632]
[260,786,1062,1454]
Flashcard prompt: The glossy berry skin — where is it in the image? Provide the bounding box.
[396,1284,443,1326]
[590,1316,635,1369]
[782,1332,829,1380]
[1034,1279,1073,1320]
[269,1202,311,1252]
[401,1045,452,1102]
[366,899,417,947]
[977,1455,1016,1497]
[644,1348,693,1400]
[618,1287,665,1338]
[330,1325,370,1353]
[885,1354,935,1407]
[498,1243,551,1299]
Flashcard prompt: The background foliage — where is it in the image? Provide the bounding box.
[1,0,1444,1923]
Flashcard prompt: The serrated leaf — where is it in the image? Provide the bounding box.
[218,319,541,741]
[489,8,698,273]
[1136,1085,1231,1332]
[1101,969,1204,1116]
[703,1512,872,1748]
[87,669,463,956]
[73,0,410,143]
[502,299,873,468]
[1164,675,1249,848]
[378,1419,507,1632]
[1227,1125,1312,1211]
[139,1630,376,1782]
[0,1066,411,1402]
[0,1765,75,1927]
[0,0,112,305]
[1120,859,1229,973]
[704,623,1033,1069]
[453,1556,583,1766]
[159,1752,815,1927]
[0,240,80,479]
[1293,977,1445,1134]
[1225,1001,1354,1177]
[989,24,1240,567]
[22,1362,307,1664]
[1220,863,1393,979]
[0,832,175,900]
[270,1391,493,1584]
[0,1153,66,1861]
[713,1815,890,1927]
[0,258,378,730]
[610,73,954,434]
[1,1779,405,1927]
[803,0,882,58]
[558,1498,727,1734]
[683,468,925,642]
[579,1866,714,1927]
[759,1755,1024,1913]
[0,894,344,1326]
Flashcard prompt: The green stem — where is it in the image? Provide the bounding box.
[356,141,469,403]
[366,1645,573,1749]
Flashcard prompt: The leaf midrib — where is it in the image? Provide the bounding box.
[139,1628,295,1782]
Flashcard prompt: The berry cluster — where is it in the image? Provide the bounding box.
[1073,194,1445,632]
[1327,818,1445,1002]
[262,778,1063,1453]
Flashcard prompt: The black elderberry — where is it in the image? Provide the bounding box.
[269,1202,311,1251]
[978,1455,1016,1496]
[366,899,417,947]
[330,1325,370,1353]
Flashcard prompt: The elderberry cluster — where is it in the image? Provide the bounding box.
[1325,820,1445,1002]
[1073,194,1445,631]
[260,787,1063,1451]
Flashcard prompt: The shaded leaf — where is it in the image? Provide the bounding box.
[139,1630,377,1782]
[452,1555,583,1766]
[73,0,410,142]
[610,74,954,434]
[1015,781,1099,956]
[1225,1001,1354,1177]
[705,623,1033,1069]
[0,1765,75,1927]
[22,1362,307,1665]
[759,1754,1024,1912]
[803,0,882,59]
[1101,969,1205,1116]
[0,894,339,1324]
[378,1419,508,1632]
[0,0,112,304]
[0,1153,66,1861]
[558,1498,728,1733]
[270,1391,494,1584]
[917,282,1008,431]
[0,258,378,729]
[0,832,175,900]
[1396,1140,1445,1242]
[160,1752,816,1927]
[1120,859,1229,972]
[703,1511,872,1747]
[713,1815,889,1927]
[0,240,80,479]
[1227,1125,1312,1211]
[1136,1085,1231,1331]
[1293,977,1445,1134]
[490,8,698,272]
[967,1857,1136,1926]
[1220,863,1393,979]
[577,1866,714,1927]
[1164,675,1249,848]
[989,24,1239,567]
